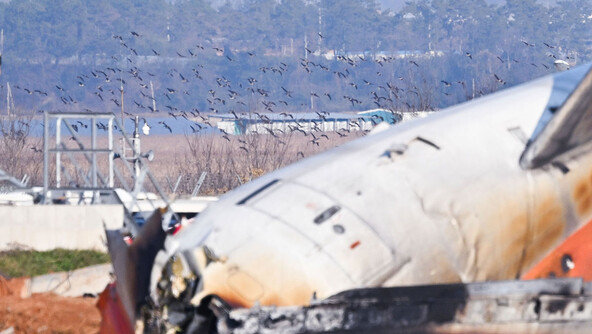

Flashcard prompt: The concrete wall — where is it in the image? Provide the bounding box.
[0,204,123,252]
[30,263,112,297]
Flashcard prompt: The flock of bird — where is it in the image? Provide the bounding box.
[2,31,573,158]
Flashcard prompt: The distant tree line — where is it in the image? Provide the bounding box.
[0,0,590,115]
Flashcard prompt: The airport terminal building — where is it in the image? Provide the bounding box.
[211,109,434,135]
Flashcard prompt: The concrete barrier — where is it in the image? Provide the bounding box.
[0,264,113,298]
[30,263,112,297]
[0,204,123,252]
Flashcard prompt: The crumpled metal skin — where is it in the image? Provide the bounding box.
[110,64,592,330]
[165,64,592,309]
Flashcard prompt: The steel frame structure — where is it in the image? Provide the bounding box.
[42,111,177,235]
[43,111,115,203]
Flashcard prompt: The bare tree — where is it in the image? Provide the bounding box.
[0,112,42,185]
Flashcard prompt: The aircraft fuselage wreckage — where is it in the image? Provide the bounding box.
[101,64,592,333]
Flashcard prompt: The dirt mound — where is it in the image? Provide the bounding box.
[0,277,29,298]
[0,293,100,333]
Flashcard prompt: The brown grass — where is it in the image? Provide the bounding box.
[175,131,361,195]
[0,116,362,196]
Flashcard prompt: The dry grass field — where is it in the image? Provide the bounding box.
[155,131,362,195]
[0,116,363,196]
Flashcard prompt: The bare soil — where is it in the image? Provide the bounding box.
[0,293,100,333]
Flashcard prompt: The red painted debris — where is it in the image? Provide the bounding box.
[97,282,134,334]
[523,220,592,281]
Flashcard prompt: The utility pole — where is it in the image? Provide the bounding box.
[6,82,12,116]
[0,29,3,77]
[166,18,171,42]
[428,24,432,51]
[318,6,322,54]
[118,52,125,132]
[507,53,510,71]
[120,82,124,131]
[1,29,4,116]
[132,116,141,179]
[304,34,308,60]
[150,80,156,113]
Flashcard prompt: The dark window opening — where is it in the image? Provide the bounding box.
[314,205,341,224]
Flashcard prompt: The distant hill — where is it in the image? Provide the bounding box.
[206,1,557,12]
[377,0,405,11]
[373,0,558,11]
[377,0,513,11]
[206,0,409,11]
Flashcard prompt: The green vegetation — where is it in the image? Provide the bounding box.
[2,0,587,62]
[0,249,110,278]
